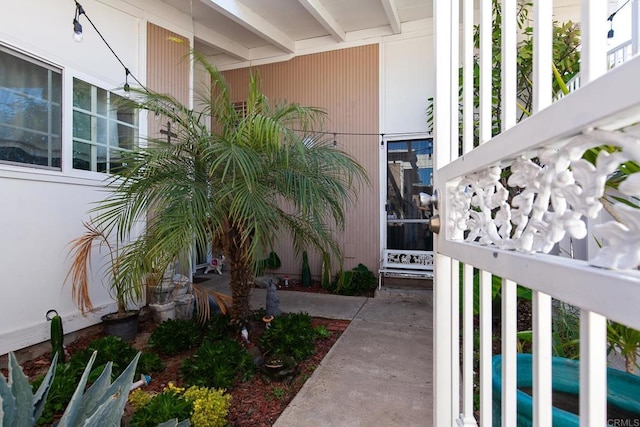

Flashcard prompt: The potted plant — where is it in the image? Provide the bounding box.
[66,220,149,340]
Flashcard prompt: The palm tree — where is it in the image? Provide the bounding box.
[70,51,368,325]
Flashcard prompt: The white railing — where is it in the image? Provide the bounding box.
[554,40,634,101]
[608,39,633,68]
[434,1,640,427]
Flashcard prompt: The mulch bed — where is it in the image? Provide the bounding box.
[4,283,352,427]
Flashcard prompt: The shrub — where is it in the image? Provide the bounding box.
[69,336,164,377]
[183,386,232,427]
[259,312,316,361]
[148,319,202,355]
[130,384,192,427]
[202,314,231,342]
[181,338,254,389]
[128,389,154,411]
[329,264,376,296]
[314,325,332,339]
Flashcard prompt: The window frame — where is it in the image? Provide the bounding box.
[0,44,63,171]
[71,77,139,174]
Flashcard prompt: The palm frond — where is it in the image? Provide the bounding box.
[65,221,115,314]
[191,284,233,323]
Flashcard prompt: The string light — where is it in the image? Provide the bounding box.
[607,0,631,39]
[72,2,84,42]
[123,68,130,96]
[70,2,433,140]
[72,1,147,92]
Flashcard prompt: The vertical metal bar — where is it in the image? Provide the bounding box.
[449,0,461,416]
[533,0,552,111]
[433,0,454,425]
[633,0,640,55]
[451,260,460,420]
[479,270,492,427]
[579,3,608,425]
[461,264,477,426]
[531,3,553,426]
[532,291,552,427]
[462,0,474,155]
[459,4,474,422]
[450,0,460,161]
[581,0,608,83]
[479,0,492,144]
[501,279,517,427]
[501,0,517,129]
[580,311,607,427]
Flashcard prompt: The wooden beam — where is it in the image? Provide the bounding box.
[298,0,346,41]
[193,21,251,60]
[380,0,401,34]
[199,0,295,53]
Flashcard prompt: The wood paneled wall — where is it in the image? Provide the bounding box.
[221,44,380,277]
[146,23,190,139]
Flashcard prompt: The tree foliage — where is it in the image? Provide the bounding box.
[426,0,581,144]
[70,48,368,325]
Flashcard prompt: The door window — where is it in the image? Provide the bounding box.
[386,139,433,250]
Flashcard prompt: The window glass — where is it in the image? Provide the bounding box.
[73,79,91,110]
[72,78,138,173]
[73,140,91,171]
[97,87,108,116]
[0,47,62,169]
[73,111,91,140]
[386,139,434,251]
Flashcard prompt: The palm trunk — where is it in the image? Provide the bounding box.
[223,222,254,324]
[626,353,636,374]
[229,262,253,324]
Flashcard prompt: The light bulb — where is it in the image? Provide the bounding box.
[73,19,83,42]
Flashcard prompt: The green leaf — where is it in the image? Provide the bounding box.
[56,350,98,427]
[9,352,34,427]
[1,368,16,426]
[32,352,58,422]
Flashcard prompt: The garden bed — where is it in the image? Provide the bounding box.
[7,312,349,427]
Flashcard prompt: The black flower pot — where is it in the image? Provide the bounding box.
[101,310,139,341]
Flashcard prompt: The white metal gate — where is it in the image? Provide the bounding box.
[433,1,640,426]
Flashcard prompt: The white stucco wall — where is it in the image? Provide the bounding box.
[380,28,434,136]
[0,0,148,356]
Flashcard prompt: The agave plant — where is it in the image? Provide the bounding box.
[1,350,140,426]
[0,352,58,426]
[69,47,369,326]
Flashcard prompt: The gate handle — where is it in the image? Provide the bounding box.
[418,189,439,210]
[428,215,441,234]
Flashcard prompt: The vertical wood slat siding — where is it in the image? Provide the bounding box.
[146,23,190,139]
[221,44,379,277]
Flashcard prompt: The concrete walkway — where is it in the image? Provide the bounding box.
[197,273,433,426]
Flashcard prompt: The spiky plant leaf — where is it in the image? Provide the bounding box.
[9,352,34,427]
[72,361,113,423]
[97,352,140,411]
[55,350,98,427]
[0,370,16,426]
[32,352,58,422]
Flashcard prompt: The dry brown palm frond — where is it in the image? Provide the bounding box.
[192,283,233,323]
[65,221,114,315]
